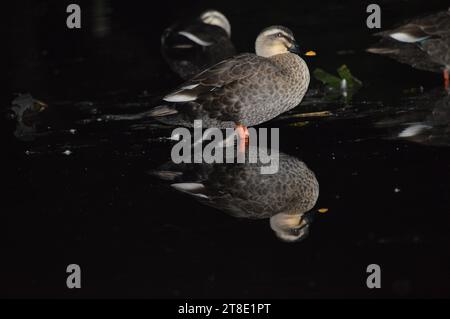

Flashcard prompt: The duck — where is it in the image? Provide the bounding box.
[367,8,450,89]
[149,146,319,242]
[152,25,313,140]
[161,9,236,80]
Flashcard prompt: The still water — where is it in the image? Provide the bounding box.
[4,0,450,298]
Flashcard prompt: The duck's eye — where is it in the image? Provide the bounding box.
[277,32,283,37]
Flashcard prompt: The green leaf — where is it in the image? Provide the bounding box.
[336,65,362,88]
[313,68,342,88]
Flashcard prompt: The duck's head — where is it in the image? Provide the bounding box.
[270,210,315,242]
[200,10,231,37]
[255,25,302,58]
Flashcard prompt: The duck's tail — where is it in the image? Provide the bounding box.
[81,105,177,123]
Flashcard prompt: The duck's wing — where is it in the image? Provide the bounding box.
[165,53,265,95]
[367,37,443,72]
[157,53,280,122]
[410,9,450,38]
[421,35,450,65]
[376,10,450,42]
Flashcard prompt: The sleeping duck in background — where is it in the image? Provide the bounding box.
[153,25,315,141]
[367,8,450,89]
[161,9,236,80]
[150,146,319,242]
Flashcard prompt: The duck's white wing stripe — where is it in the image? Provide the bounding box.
[390,32,429,43]
[178,31,213,46]
[163,84,200,103]
[182,84,200,90]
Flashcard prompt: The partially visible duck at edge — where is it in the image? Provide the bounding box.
[367,8,450,89]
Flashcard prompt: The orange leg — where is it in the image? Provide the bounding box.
[235,124,249,153]
[444,69,449,91]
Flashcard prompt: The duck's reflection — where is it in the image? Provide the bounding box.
[150,146,319,242]
[377,89,450,146]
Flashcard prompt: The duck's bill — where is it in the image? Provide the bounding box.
[288,43,317,56]
[288,43,301,54]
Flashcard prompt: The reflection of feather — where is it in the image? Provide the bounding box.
[398,123,432,138]
[376,88,450,146]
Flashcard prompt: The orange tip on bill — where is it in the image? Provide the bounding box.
[305,51,317,56]
[318,208,329,213]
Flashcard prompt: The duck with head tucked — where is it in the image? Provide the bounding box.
[161,9,236,80]
[367,8,450,89]
[152,25,315,141]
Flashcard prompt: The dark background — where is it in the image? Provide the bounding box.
[7,0,447,100]
[4,0,450,298]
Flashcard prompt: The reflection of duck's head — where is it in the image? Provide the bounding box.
[270,211,314,242]
[150,147,319,242]
[255,26,300,58]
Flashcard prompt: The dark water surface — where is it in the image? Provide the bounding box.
[4,0,450,298]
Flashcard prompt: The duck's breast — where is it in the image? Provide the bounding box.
[239,54,310,126]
